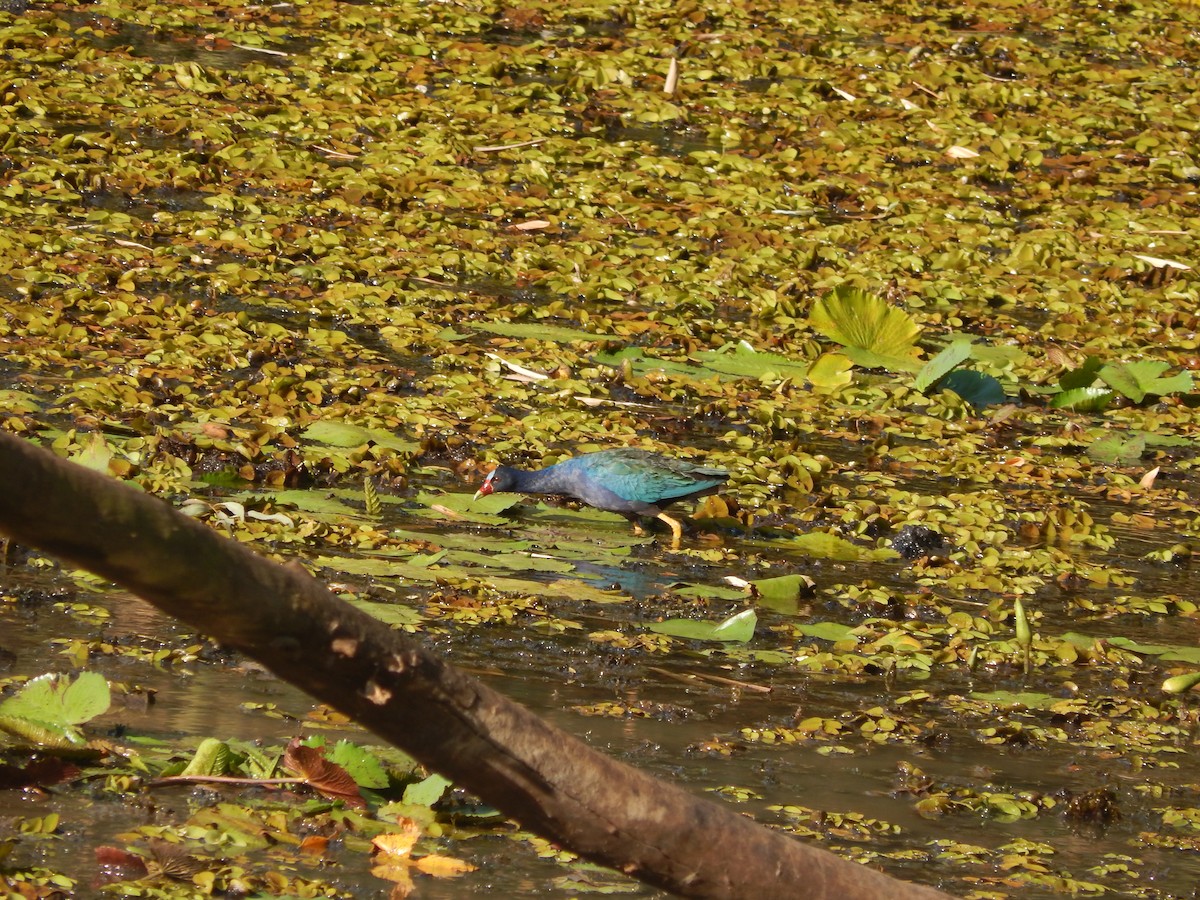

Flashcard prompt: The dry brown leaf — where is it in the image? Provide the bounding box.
[282,740,366,808]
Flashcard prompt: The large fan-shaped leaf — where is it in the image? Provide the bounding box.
[808,286,923,373]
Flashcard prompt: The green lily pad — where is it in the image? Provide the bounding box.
[787,532,886,562]
[1058,356,1105,392]
[448,550,576,574]
[1098,360,1193,403]
[673,583,748,602]
[807,352,854,390]
[1105,637,1200,663]
[751,574,810,614]
[914,337,974,392]
[302,422,418,453]
[968,690,1056,709]
[348,599,426,629]
[415,490,523,522]
[470,321,602,343]
[649,608,757,643]
[796,622,858,642]
[0,672,111,746]
[690,341,811,381]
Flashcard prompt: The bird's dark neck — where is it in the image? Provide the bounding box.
[506,463,574,495]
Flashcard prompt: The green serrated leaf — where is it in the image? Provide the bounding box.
[327,740,390,789]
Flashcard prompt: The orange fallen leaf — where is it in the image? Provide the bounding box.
[299,835,328,856]
[373,820,421,859]
[414,854,477,877]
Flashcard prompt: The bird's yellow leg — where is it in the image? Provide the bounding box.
[656,513,682,547]
[631,521,646,536]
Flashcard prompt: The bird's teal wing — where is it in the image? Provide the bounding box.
[592,450,727,503]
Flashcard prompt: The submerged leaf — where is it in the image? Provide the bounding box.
[1087,433,1146,465]
[936,369,1006,409]
[1058,356,1105,392]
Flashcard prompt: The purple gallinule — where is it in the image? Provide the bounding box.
[474,448,729,546]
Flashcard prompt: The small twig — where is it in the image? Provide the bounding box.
[696,673,772,694]
[645,667,771,693]
[646,666,704,687]
[475,138,547,153]
[230,42,291,57]
[147,775,304,788]
[312,145,358,160]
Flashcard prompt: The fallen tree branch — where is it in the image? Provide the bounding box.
[0,431,950,899]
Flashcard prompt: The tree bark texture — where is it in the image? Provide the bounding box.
[0,431,951,899]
